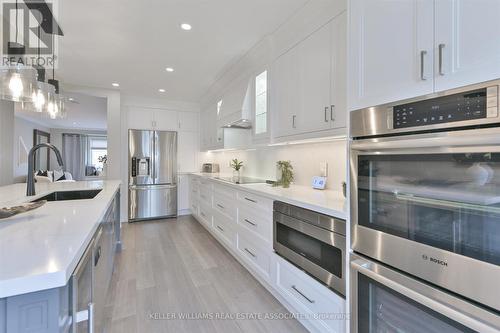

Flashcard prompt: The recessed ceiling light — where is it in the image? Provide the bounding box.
[158,89,166,93]
[112,82,120,87]
[165,67,174,72]
[180,23,192,31]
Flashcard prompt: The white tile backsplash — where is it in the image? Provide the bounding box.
[200,140,347,191]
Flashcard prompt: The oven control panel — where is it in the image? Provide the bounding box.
[393,86,498,129]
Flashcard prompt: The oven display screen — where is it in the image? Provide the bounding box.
[393,88,487,129]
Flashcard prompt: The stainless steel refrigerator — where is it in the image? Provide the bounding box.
[128,129,177,221]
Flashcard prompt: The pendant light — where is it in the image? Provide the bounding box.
[31,24,55,113]
[0,0,37,102]
[46,34,66,119]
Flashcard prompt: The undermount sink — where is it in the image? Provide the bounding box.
[31,189,102,202]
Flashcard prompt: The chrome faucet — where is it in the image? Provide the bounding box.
[27,143,64,196]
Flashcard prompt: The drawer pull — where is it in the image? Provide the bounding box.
[201,212,207,217]
[244,219,256,226]
[216,225,224,232]
[244,248,256,258]
[200,194,207,199]
[291,285,315,304]
[216,203,225,209]
[244,197,257,203]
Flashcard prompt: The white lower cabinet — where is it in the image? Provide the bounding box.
[188,175,346,333]
[276,257,346,333]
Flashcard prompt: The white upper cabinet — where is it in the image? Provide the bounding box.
[271,45,301,138]
[127,107,178,131]
[330,12,347,129]
[296,22,332,133]
[153,110,178,131]
[271,13,348,139]
[349,0,434,111]
[434,0,500,92]
[178,112,199,132]
[127,107,155,130]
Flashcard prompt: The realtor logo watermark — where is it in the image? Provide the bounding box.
[1,0,61,68]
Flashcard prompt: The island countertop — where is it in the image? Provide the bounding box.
[0,180,121,298]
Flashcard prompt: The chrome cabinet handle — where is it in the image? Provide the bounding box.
[292,115,296,128]
[291,285,315,304]
[244,219,256,226]
[438,44,445,76]
[216,203,224,209]
[75,302,94,333]
[420,50,427,80]
[330,105,335,121]
[244,197,256,203]
[216,225,224,232]
[324,107,329,122]
[244,248,256,258]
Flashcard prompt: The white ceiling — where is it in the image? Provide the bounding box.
[16,92,107,130]
[56,0,308,102]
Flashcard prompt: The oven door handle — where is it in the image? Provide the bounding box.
[351,258,499,332]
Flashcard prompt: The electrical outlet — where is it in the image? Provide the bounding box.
[320,162,328,177]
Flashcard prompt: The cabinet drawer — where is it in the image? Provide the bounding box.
[214,183,236,200]
[276,258,345,332]
[238,191,272,214]
[198,202,212,228]
[213,210,236,248]
[237,234,271,281]
[213,193,236,220]
[238,206,272,245]
[199,185,212,205]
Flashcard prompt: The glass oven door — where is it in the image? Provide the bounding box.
[350,255,500,333]
[351,138,500,311]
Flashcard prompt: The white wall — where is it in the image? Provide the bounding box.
[13,117,50,183]
[201,140,347,192]
[0,101,14,186]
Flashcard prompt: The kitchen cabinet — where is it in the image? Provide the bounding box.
[178,131,198,172]
[349,0,434,110]
[127,107,178,131]
[271,13,347,139]
[177,174,189,214]
[434,0,500,92]
[200,105,223,151]
[178,112,199,132]
[349,0,500,110]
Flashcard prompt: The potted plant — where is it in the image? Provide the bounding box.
[274,160,294,188]
[230,159,243,180]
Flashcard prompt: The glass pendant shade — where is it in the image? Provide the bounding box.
[0,64,37,102]
[47,93,66,119]
[31,81,55,112]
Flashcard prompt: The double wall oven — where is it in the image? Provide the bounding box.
[350,80,500,332]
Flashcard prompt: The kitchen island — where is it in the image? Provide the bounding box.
[0,180,121,333]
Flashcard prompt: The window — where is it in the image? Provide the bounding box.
[88,136,107,174]
[254,70,268,135]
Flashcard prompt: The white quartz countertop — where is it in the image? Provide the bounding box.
[0,180,121,298]
[190,173,347,219]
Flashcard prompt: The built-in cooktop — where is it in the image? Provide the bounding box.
[214,176,267,184]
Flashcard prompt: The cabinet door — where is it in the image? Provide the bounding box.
[349,0,434,110]
[178,112,199,132]
[330,12,347,129]
[153,110,178,131]
[178,131,198,172]
[178,174,189,211]
[271,46,300,138]
[296,22,332,134]
[435,0,500,92]
[127,107,154,130]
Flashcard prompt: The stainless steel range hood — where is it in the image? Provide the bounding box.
[218,77,252,129]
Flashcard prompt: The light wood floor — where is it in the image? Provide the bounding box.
[103,215,308,333]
